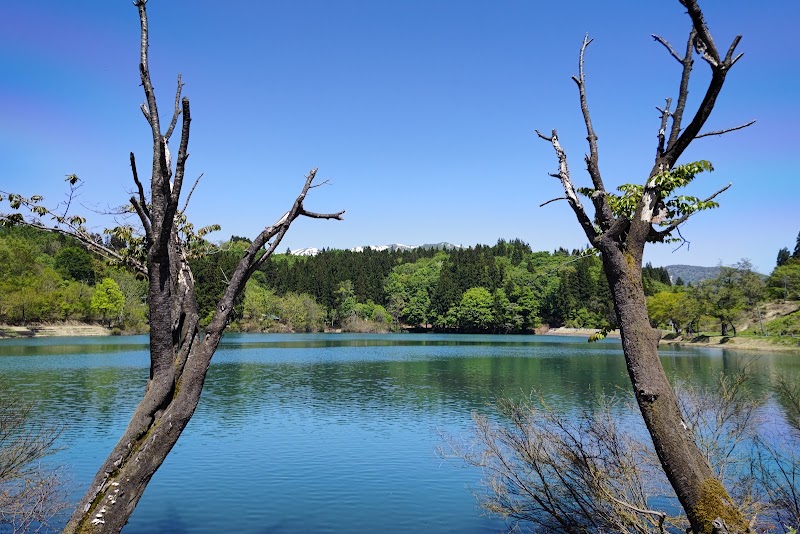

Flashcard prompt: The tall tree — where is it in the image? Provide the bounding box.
[535,1,753,532]
[1,2,342,532]
[794,230,800,259]
[777,247,791,267]
[91,278,125,327]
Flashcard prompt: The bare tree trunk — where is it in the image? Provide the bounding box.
[55,2,345,533]
[600,245,741,534]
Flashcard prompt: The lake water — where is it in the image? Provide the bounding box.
[1,333,797,533]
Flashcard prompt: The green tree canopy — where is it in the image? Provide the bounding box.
[91,278,124,326]
[55,246,95,284]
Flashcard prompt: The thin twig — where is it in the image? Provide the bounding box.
[651,35,683,63]
[180,173,204,214]
[540,197,568,208]
[695,120,755,139]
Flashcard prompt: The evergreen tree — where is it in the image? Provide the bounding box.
[794,231,800,259]
[777,247,791,267]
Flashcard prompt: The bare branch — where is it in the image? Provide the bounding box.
[200,168,344,330]
[695,120,755,139]
[667,30,695,149]
[299,208,346,220]
[671,226,691,252]
[0,210,146,276]
[571,34,614,229]
[169,97,192,210]
[681,0,721,65]
[724,35,744,69]
[164,74,184,141]
[540,197,568,208]
[309,179,333,189]
[130,152,150,223]
[130,196,152,240]
[136,1,160,139]
[651,35,683,63]
[180,173,204,214]
[656,98,672,159]
[605,493,667,532]
[536,129,598,242]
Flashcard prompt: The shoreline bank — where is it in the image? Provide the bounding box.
[545,326,800,353]
[0,323,113,338]
[3,323,798,354]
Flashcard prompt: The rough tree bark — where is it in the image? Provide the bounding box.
[536,1,753,533]
[0,2,345,532]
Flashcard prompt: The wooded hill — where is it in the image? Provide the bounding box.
[3,226,799,338]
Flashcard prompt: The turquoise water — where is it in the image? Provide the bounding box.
[1,333,796,532]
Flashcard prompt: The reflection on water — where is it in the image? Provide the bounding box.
[0,333,796,533]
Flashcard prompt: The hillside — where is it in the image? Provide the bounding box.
[664,264,721,285]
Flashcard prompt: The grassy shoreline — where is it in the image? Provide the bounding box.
[546,326,800,353]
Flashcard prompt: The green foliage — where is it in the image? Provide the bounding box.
[642,262,672,296]
[384,255,442,327]
[768,260,800,300]
[647,290,702,335]
[107,269,148,331]
[18,226,770,337]
[91,278,125,326]
[795,231,800,259]
[778,247,792,267]
[451,287,495,331]
[279,292,326,332]
[190,249,245,325]
[765,310,800,337]
[55,246,96,284]
[579,160,719,242]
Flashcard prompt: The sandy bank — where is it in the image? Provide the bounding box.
[0,323,112,338]
[542,327,620,338]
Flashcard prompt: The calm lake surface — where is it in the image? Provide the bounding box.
[1,333,797,533]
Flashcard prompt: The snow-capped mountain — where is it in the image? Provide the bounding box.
[287,242,462,256]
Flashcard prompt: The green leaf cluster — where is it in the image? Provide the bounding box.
[579,161,720,242]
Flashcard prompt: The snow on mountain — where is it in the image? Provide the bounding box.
[287,242,462,256]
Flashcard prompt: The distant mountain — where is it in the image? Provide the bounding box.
[664,265,721,285]
[349,243,417,253]
[289,247,322,257]
[288,242,463,257]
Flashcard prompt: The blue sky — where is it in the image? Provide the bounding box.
[2,1,797,273]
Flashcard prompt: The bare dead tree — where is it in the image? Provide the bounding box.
[535,1,754,532]
[3,2,342,532]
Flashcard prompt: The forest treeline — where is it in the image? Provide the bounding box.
[5,226,798,336]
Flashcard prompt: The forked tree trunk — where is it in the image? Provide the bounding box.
[536,1,756,530]
[59,2,343,531]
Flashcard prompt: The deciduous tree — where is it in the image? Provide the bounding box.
[90,278,125,327]
[1,2,342,531]
[535,0,754,531]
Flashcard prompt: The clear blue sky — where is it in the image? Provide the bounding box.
[2,1,797,273]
